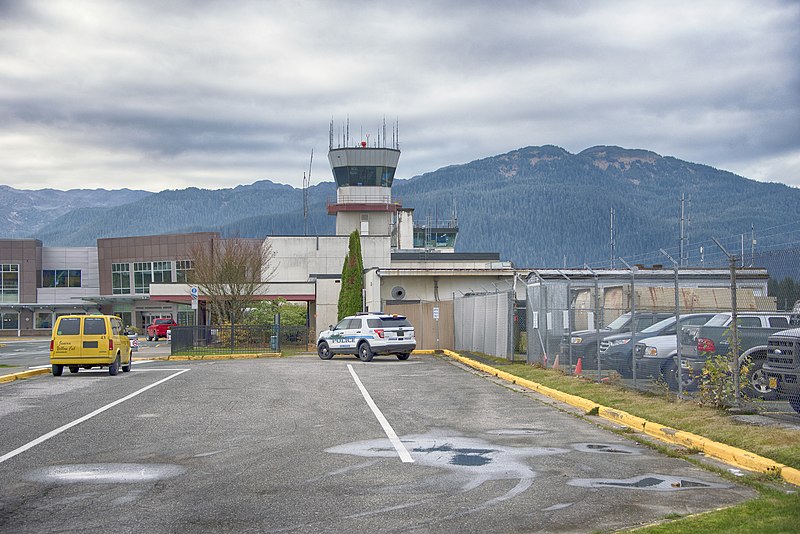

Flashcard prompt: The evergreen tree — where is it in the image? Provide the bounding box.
[338,230,364,319]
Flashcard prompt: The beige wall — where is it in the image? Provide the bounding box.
[385,300,455,350]
[268,235,392,283]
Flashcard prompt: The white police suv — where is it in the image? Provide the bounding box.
[317,313,416,362]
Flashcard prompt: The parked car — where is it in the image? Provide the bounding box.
[629,313,718,387]
[317,313,416,362]
[602,313,717,378]
[679,311,798,399]
[561,311,673,367]
[763,327,800,414]
[146,318,178,341]
[50,314,132,376]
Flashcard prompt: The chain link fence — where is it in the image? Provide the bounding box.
[523,258,800,415]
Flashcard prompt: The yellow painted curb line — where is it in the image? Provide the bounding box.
[442,349,800,488]
[0,368,50,384]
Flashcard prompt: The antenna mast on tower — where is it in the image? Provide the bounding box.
[610,207,616,268]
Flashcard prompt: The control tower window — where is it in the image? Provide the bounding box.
[334,166,396,187]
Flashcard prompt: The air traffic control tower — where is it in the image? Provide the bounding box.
[326,120,402,238]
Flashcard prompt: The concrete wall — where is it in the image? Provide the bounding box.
[268,235,392,283]
[378,273,516,304]
[315,278,343,334]
[335,211,392,236]
[397,208,414,249]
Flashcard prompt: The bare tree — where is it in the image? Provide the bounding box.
[189,237,276,324]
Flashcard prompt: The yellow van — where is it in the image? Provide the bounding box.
[50,315,133,376]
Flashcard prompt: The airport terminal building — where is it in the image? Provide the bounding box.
[0,133,769,340]
[0,135,517,337]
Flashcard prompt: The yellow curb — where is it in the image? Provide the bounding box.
[0,368,50,384]
[443,349,800,487]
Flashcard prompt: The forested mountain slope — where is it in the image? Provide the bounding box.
[9,145,797,268]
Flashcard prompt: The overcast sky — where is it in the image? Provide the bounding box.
[1,0,798,192]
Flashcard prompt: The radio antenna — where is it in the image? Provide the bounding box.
[303,148,313,236]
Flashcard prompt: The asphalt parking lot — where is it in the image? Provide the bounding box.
[0,353,757,533]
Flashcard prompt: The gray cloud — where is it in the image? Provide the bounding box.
[0,0,798,191]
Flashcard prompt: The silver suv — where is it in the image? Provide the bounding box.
[317,313,416,362]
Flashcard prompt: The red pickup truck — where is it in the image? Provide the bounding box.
[146,318,178,341]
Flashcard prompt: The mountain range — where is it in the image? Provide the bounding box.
[3,145,799,271]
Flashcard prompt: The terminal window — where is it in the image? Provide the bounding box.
[112,263,131,294]
[42,269,82,288]
[1,264,19,303]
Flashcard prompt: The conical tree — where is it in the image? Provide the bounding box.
[338,230,364,320]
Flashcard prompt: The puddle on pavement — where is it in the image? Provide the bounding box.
[568,474,729,491]
[327,432,568,475]
[572,443,641,455]
[26,463,185,484]
[327,431,569,511]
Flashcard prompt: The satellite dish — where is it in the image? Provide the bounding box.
[391,286,406,300]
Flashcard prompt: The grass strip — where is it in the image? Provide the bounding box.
[633,489,800,533]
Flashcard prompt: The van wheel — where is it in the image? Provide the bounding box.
[317,341,333,360]
[358,342,374,362]
[69,366,79,374]
[397,353,410,360]
[122,354,132,373]
[109,355,120,376]
[52,364,63,377]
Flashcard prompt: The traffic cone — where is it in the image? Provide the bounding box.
[552,354,560,370]
[575,357,583,376]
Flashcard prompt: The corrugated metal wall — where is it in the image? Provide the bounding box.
[454,291,514,359]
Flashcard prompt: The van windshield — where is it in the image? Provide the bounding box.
[57,318,81,335]
[84,318,107,335]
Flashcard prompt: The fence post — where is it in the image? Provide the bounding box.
[712,238,741,408]
[619,258,637,388]
[661,249,681,395]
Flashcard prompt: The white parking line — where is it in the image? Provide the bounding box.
[0,369,189,465]
[28,360,155,371]
[347,364,413,463]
